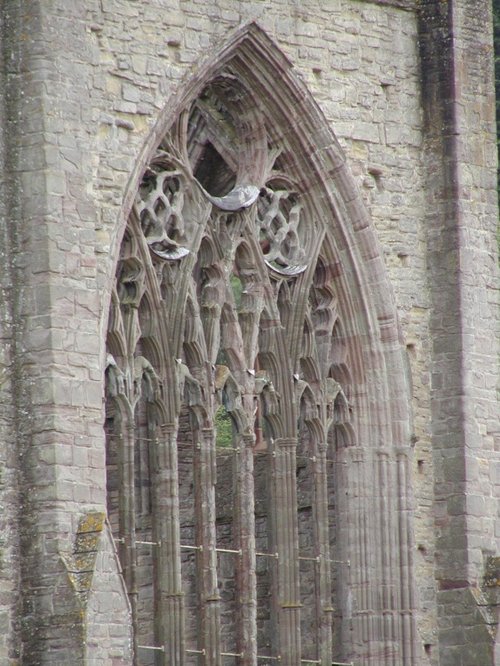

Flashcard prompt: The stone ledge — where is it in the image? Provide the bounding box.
[357,0,416,10]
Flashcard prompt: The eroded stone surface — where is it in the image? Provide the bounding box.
[0,1,498,664]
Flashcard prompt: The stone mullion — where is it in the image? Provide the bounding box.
[378,450,400,656]
[118,421,138,663]
[152,422,184,665]
[194,426,221,665]
[345,447,372,663]
[362,450,376,659]
[235,433,257,666]
[274,437,301,665]
[396,450,417,664]
[314,444,333,665]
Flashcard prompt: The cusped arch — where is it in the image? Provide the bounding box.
[111,21,400,332]
[104,21,419,666]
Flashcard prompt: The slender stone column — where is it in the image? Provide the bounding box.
[314,443,333,665]
[341,445,416,665]
[274,437,301,664]
[235,433,257,666]
[151,422,185,664]
[377,449,400,657]
[396,450,418,664]
[119,421,138,663]
[340,446,373,664]
[194,426,221,665]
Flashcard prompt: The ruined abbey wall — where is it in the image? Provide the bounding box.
[0,1,498,664]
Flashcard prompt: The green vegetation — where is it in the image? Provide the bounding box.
[215,405,233,448]
[230,274,243,310]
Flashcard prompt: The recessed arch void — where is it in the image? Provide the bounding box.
[105,21,421,666]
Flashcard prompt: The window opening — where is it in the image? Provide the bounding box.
[106,59,354,666]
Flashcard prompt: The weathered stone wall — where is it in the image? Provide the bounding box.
[80,515,133,665]
[0,1,121,662]
[0,0,497,663]
[86,1,435,654]
[418,2,500,664]
[0,5,21,662]
[78,0,436,660]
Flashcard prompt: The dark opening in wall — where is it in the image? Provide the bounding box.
[193,141,236,196]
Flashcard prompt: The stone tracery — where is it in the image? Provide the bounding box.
[105,75,351,664]
[104,23,419,666]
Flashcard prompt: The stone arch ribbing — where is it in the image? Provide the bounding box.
[104,21,421,666]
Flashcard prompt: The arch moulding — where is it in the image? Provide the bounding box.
[103,21,424,666]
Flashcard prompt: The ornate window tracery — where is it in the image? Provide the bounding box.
[105,68,351,663]
[104,24,418,666]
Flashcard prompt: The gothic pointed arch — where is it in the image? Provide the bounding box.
[104,22,421,666]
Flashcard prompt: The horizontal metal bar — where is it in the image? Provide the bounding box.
[301,660,320,664]
[221,652,243,657]
[128,537,347,565]
[138,645,165,652]
[186,648,206,655]
[258,450,348,465]
[324,558,351,566]
[257,656,281,661]
[331,662,354,666]
[112,536,169,549]
[136,539,159,546]
[308,454,353,465]
[256,551,279,558]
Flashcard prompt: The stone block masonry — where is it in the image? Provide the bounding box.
[0,0,497,664]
